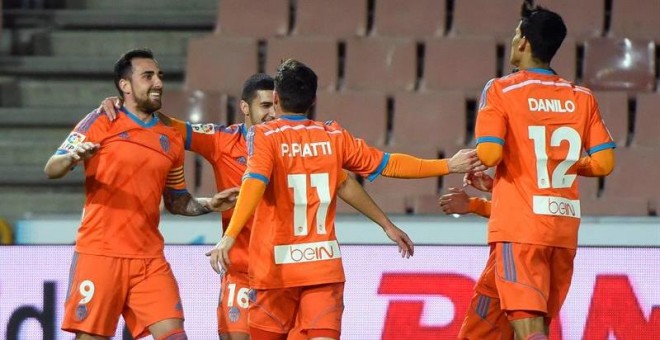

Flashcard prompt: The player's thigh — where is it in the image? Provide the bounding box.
[297,282,344,335]
[547,247,576,317]
[219,272,251,337]
[123,257,185,339]
[62,253,127,337]
[249,287,300,334]
[494,242,552,313]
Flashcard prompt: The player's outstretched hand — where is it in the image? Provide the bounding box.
[209,187,240,212]
[448,149,483,173]
[384,224,414,258]
[98,96,123,121]
[439,187,470,215]
[206,236,236,274]
[464,171,494,192]
[68,142,100,163]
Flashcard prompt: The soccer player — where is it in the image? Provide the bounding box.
[465,1,616,339]
[44,49,237,340]
[210,59,483,340]
[99,73,417,340]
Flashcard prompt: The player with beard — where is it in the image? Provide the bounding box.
[44,49,238,340]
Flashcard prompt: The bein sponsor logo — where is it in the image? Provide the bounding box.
[274,240,341,264]
[533,195,581,218]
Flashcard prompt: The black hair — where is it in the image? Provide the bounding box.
[274,59,318,114]
[519,0,567,64]
[241,73,275,103]
[113,48,155,97]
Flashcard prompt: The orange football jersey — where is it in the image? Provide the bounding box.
[169,119,252,274]
[476,69,615,248]
[55,108,186,258]
[244,115,388,289]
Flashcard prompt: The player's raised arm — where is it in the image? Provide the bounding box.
[336,171,414,258]
[44,142,100,179]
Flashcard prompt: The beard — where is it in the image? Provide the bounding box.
[135,93,162,113]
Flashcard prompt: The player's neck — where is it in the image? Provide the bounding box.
[516,56,550,72]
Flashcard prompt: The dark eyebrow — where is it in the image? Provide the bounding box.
[141,70,164,77]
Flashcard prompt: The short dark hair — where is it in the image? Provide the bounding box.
[241,73,275,103]
[274,59,318,114]
[520,0,567,64]
[113,48,155,97]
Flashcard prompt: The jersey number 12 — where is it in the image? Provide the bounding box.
[528,126,581,189]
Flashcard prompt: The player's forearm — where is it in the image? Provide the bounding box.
[224,178,266,238]
[44,154,77,179]
[163,190,213,216]
[337,177,391,229]
[468,197,491,218]
[381,153,450,178]
[576,148,615,177]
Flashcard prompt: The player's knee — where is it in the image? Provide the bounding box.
[155,328,187,340]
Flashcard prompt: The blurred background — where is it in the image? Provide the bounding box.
[0,0,658,339]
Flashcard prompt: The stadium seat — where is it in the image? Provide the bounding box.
[582,38,656,92]
[592,91,628,147]
[503,37,577,81]
[344,37,417,92]
[371,0,445,38]
[265,37,338,92]
[602,147,658,206]
[161,89,228,124]
[536,0,603,41]
[610,0,660,42]
[215,0,289,38]
[632,93,660,148]
[422,37,498,95]
[185,36,258,96]
[449,0,521,43]
[390,91,467,151]
[292,0,368,38]
[365,176,439,214]
[314,91,388,145]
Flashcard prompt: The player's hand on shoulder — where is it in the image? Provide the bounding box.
[438,187,470,215]
[209,187,240,212]
[383,224,414,258]
[98,96,122,121]
[68,142,100,163]
[448,149,485,173]
[464,171,493,192]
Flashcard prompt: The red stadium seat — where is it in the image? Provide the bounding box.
[536,0,603,40]
[449,0,521,43]
[610,0,660,42]
[344,37,417,92]
[503,37,577,81]
[582,38,656,93]
[185,36,258,96]
[161,89,228,124]
[592,91,628,147]
[632,93,660,148]
[422,37,498,95]
[215,0,289,38]
[365,176,439,214]
[602,147,658,207]
[314,91,387,145]
[292,0,368,38]
[265,37,338,92]
[372,0,445,38]
[391,91,467,152]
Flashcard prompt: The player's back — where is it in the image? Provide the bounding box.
[246,115,384,289]
[483,69,613,248]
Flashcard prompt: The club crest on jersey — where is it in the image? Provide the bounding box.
[160,135,170,153]
[228,306,241,323]
[75,304,88,321]
[191,123,216,134]
[58,132,86,153]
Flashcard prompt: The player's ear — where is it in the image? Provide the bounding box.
[519,36,528,52]
[119,78,131,96]
[240,100,250,117]
[273,91,280,106]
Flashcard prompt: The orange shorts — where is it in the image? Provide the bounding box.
[61,252,184,338]
[218,271,250,335]
[249,282,344,336]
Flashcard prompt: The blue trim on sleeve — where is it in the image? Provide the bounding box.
[243,172,269,185]
[476,136,505,145]
[367,152,391,182]
[588,141,616,155]
[185,122,192,150]
[55,150,68,155]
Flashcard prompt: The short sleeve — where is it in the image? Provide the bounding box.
[475,79,507,146]
[337,123,386,179]
[55,109,107,155]
[243,126,274,185]
[187,122,227,162]
[584,96,616,155]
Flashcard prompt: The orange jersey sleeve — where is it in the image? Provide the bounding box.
[55,109,109,155]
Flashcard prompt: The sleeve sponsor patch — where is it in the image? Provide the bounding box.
[190,123,216,135]
[57,132,86,153]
